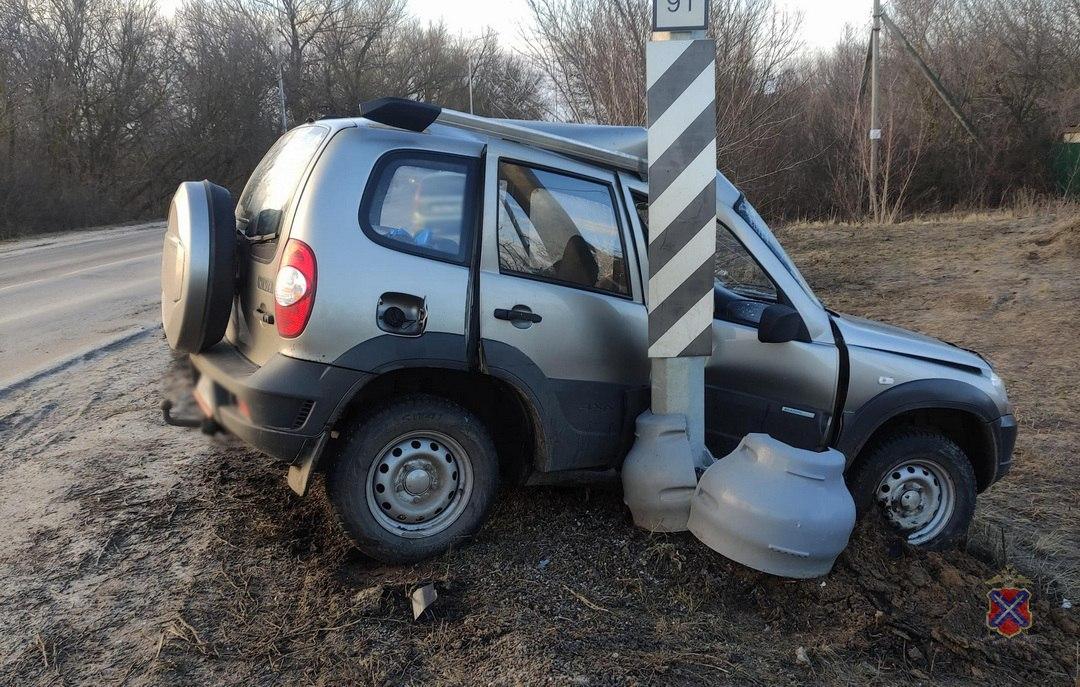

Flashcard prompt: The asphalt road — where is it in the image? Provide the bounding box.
[0,223,165,390]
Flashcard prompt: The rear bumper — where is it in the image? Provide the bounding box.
[190,342,369,463]
[988,413,1018,485]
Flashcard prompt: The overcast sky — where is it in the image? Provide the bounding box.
[156,0,872,52]
[408,0,872,52]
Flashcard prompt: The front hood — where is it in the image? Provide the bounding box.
[834,314,989,371]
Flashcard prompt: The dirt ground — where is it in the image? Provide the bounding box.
[1,208,1077,685]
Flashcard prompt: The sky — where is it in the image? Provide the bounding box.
[407,0,872,53]
[155,0,872,52]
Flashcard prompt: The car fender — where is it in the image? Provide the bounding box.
[835,378,1001,463]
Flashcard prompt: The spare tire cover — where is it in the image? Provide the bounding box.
[161,180,237,354]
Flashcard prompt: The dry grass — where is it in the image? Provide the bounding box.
[0,208,1077,685]
[778,206,1080,598]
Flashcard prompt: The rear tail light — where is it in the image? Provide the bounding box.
[275,239,317,338]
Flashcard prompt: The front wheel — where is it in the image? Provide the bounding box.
[848,431,977,550]
[327,394,499,564]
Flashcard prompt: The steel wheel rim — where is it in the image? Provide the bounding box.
[366,430,473,539]
[875,458,955,545]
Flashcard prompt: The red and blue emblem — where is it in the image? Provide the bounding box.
[986,586,1033,638]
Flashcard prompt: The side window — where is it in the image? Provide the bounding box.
[631,191,776,302]
[497,162,629,296]
[715,229,777,301]
[361,153,475,263]
[632,193,649,239]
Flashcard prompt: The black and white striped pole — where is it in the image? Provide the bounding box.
[623,0,717,532]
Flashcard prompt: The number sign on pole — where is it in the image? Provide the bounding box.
[653,0,709,33]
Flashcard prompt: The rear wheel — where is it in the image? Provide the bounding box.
[327,394,499,564]
[848,431,977,550]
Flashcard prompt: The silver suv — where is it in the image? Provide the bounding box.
[161,99,1016,563]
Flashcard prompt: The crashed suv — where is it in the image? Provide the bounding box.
[161,98,1016,563]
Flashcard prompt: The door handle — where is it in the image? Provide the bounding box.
[494,307,542,324]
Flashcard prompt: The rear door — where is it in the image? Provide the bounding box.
[479,144,649,472]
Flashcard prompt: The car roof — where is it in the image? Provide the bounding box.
[312,116,741,207]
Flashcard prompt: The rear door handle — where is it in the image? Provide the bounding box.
[494,307,542,324]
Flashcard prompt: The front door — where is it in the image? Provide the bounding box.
[705,223,839,455]
[620,178,840,458]
[479,145,649,472]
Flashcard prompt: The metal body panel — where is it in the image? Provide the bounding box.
[230,124,334,365]
[705,319,839,454]
[477,140,649,470]
[496,121,648,160]
[209,114,1014,484]
[437,110,647,175]
[268,125,485,367]
[841,338,1005,418]
[836,313,990,373]
[478,139,649,386]
[620,173,840,456]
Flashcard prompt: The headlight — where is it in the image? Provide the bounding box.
[988,371,1012,411]
[989,371,1005,392]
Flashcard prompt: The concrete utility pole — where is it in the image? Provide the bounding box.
[879,12,983,149]
[623,0,717,532]
[467,55,476,115]
[277,62,289,134]
[869,0,882,220]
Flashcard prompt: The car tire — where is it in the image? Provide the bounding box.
[847,431,977,550]
[327,394,499,564]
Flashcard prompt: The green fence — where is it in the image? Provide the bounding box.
[1054,142,1080,196]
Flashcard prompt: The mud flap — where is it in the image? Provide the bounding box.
[287,432,330,497]
[688,434,855,578]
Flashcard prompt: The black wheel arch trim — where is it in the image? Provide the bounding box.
[330,334,642,474]
[329,333,555,472]
[836,378,1004,473]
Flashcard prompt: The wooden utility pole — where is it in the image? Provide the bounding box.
[869,0,882,221]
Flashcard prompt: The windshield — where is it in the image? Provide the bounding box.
[733,195,822,307]
[238,125,329,238]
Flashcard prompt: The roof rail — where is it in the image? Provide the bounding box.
[360,98,648,177]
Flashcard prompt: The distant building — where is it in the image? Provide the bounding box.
[1056,126,1080,195]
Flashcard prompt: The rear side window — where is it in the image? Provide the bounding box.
[497,162,629,296]
[360,153,477,264]
[238,126,328,240]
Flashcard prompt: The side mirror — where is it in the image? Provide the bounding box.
[757,303,810,344]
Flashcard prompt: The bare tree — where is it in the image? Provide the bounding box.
[523,0,806,213]
[1,0,1077,236]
